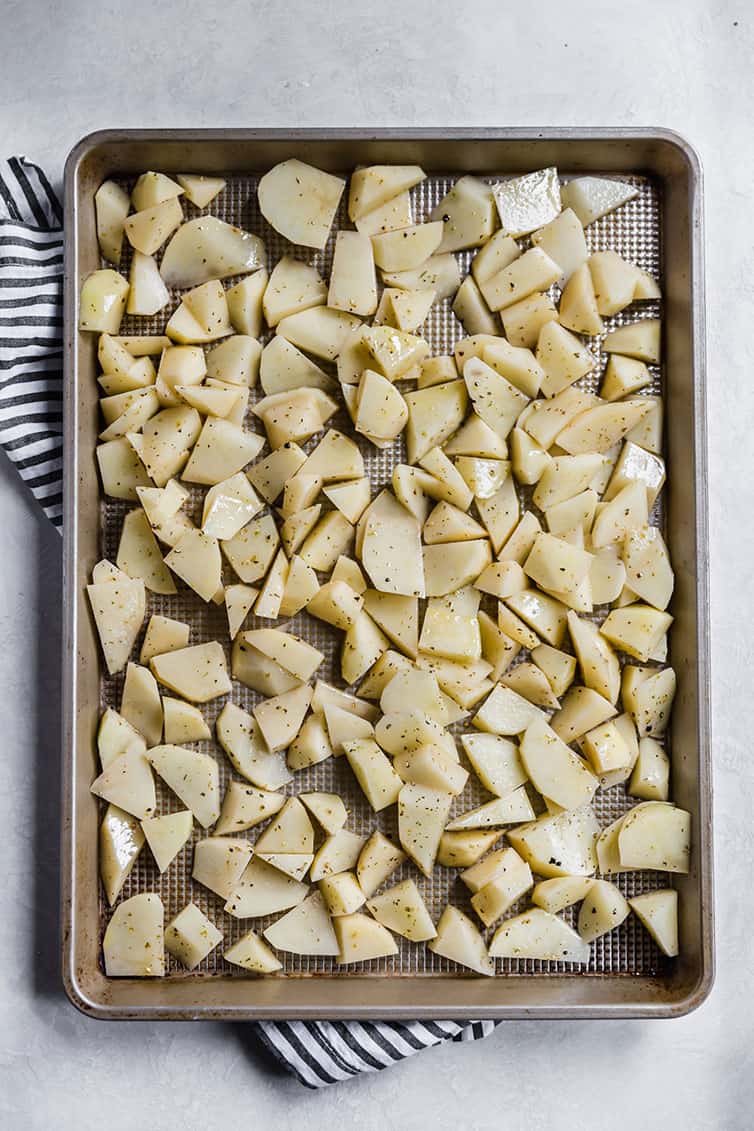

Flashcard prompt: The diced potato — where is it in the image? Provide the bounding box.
[95,180,130,264]
[566,611,620,705]
[376,286,435,332]
[627,666,677,737]
[560,176,638,226]
[287,713,333,771]
[577,879,630,943]
[103,893,165,977]
[263,891,339,956]
[253,684,312,752]
[335,912,398,963]
[617,801,690,872]
[368,879,436,941]
[604,318,661,364]
[124,197,183,256]
[372,221,444,272]
[323,702,373,755]
[551,685,617,743]
[258,158,344,249]
[600,604,673,662]
[175,173,226,208]
[463,357,529,440]
[225,268,268,338]
[299,792,348,836]
[622,526,674,610]
[398,783,453,876]
[150,641,231,703]
[629,889,679,957]
[344,738,403,811]
[147,745,220,828]
[356,831,406,898]
[452,275,499,336]
[97,707,146,769]
[356,368,408,442]
[628,736,670,800]
[100,804,144,905]
[192,837,254,899]
[96,438,153,500]
[163,529,221,602]
[592,481,650,548]
[139,814,193,873]
[319,872,366,917]
[311,680,379,721]
[489,907,590,963]
[557,399,652,455]
[328,230,378,315]
[310,829,366,882]
[501,292,559,349]
[349,165,425,220]
[342,612,390,685]
[382,253,460,300]
[437,829,502,868]
[531,207,587,283]
[470,851,533,926]
[446,788,534,830]
[524,386,597,449]
[162,697,210,745]
[165,903,223,970]
[394,743,468,795]
[254,796,314,854]
[79,269,130,333]
[404,379,467,462]
[480,248,561,312]
[558,262,604,336]
[127,251,170,316]
[601,354,652,401]
[493,167,560,236]
[532,876,593,914]
[536,321,595,398]
[502,661,560,710]
[520,718,598,811]
[262,255,326,327]
[224,930,283,973]
[215,781,285,836]
[118,662,162,749]
[428,905,494,974]
[225,858,307,919]
[90,743,157,822]
[430,175,496,251]
[507,806,600,878]
[354,190,412,236]
[222,513,280,585]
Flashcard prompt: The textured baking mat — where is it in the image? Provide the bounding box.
[100,169,668,978]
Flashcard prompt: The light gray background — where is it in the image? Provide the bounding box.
[0,1,749,1127]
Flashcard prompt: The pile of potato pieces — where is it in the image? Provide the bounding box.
[81,161,685,978]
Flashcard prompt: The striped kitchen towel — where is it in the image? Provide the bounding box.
[0,157,64,527]
[0,155,500,1088]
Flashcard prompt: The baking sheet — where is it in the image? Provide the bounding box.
[99,168,669,979]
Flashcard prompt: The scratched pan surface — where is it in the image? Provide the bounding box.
[62,131,712,1019]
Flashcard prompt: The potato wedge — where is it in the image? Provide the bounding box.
[103,893,165,977]
[258,159,345,249]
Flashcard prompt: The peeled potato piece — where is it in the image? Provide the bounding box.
[125,197,183,256]
[141,809,193,872]
[427,905,494,975]
[371,221,444,272]
[618,801,690,873]
[319,872,366,917]
[103,893,165,977]
[532,876,594,914]
[507,806,600,878]
[215,781,285,836]
[489,907,590,964]
[263,891,339,956]
[192,837,254,899]
[176,173,226,207]
[95,180,130,264]
[578,879,630,943]
[165,903,223,970]
[335,912,398,963]
[79,269,129,333]
[225,858,308,919]
[259,158,345,249]
[348,164,425,221]
[398,783,453,876]
[160,216,265,287]
[629,889,679,957]
[86,569,145,675]
[127,251,170,316]
[91,744,156,823]
[100,804,145,905]
[150,641,231,703]
[224,930,283,973]
[561,176,638,226]
[431,175,496,252]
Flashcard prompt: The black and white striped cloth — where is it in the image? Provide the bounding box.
[0,157,64,528]
[0,155,499,1087]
